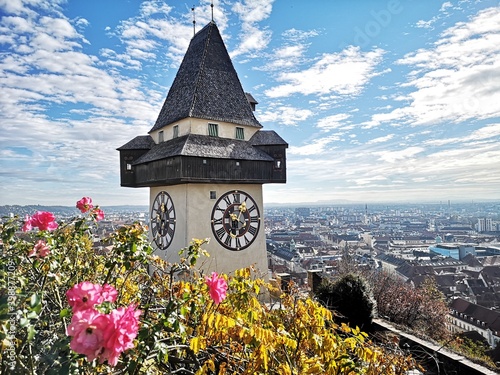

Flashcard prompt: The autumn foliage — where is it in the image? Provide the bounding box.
[367,270,450,341]
[1,198,421,374]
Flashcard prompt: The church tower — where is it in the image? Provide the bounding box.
[117,22,287,275]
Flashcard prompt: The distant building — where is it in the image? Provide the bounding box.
[478,218,493,233]
[295,207,310,218]
[428,243,475,260]
[448,297,500,348]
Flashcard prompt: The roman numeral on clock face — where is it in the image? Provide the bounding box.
[151,191,176,250]
[210,190,261,251]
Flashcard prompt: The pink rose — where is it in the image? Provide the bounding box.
[101,304,141,366]
[101,284,118,304]
[66,282,118,312]
[76,197,94,213]
[66,308,109,362]
[22,215,33,232]
[205,272,228,304]
[92,208,105,221]
[30,211,58,231]
[67,282,105,312]
[28,240,50,258]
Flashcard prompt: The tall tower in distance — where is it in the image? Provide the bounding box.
[117,21,288,276]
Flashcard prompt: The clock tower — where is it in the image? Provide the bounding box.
[117,21,287,276]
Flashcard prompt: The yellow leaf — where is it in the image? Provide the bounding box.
[189,336,205,354]
[190,337,200,354]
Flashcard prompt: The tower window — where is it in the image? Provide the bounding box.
[159,131,164,143]
[235,127,244,140]
[208,123,218,137]
[210,191,216,199]
[173,125,179,138]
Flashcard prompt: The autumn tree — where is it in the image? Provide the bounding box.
[367,270,449,340]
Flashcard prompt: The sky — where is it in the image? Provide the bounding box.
[0,0,499,207]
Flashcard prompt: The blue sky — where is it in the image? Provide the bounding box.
[1,0,499,206]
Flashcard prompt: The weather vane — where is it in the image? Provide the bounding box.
[191,5,196,35]
[211,0,214,22]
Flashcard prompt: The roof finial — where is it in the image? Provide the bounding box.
[191,6,196,36]
[211,0,214,22]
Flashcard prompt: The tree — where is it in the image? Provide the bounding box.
[368,270,449,340]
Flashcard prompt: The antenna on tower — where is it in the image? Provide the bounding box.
[211,0,214,22]
[191,6,196,36]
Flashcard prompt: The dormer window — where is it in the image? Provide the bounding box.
[159,131,164,143]
[208,123,218,137]
[173,125,179,138]
[235,127,244,140]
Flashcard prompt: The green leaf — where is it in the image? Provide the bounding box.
[27,325,35,342]
[60,308,70,318]
[29,293,40,308]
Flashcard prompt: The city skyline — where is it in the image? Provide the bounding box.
[1,0,499,206]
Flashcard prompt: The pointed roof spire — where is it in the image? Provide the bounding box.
[150,22,261,133]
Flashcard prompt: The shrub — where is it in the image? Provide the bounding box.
[315,272,376,332]
[1,197,420,374]
[368,270,450,340]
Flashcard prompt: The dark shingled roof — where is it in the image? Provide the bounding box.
[462,253,483,268]
[117,135,154,150]
[450,297,500,332]
[150,22,261,132]
[250,130,288,146]
[133,133,274,165]
[396,264,435,279]
[245,92,258,106]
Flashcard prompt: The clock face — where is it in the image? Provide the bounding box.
[211,190,261,251]
[150,191,176,250]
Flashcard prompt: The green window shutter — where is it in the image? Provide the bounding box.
[208,123,218,137]
[235,127,244,140]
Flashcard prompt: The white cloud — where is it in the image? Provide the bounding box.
[288,135,340,157]
[282,28,319,42]
[415,1,454,29]
[139,0,173,17]
[316,113,352,131]
[375,6,500,127]
[366,134,394,144]
[232,0,274,24]
[258,105,313,126]
[425,123,500,146]
[0,0,165,205]
[265,46,385,98]
[258,28,320,73]
[372,146,425,163]
[231,23,272,58]
[230,0,275,58]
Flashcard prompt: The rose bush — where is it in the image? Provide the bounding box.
[1,196,420,374]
